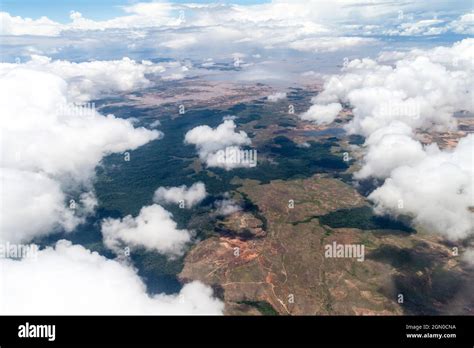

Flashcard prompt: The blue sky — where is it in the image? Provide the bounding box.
[0,0,269,22]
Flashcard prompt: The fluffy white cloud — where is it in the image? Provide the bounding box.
[311,40,474,136]
[306,39,474,240]
[214,197,242,216]
[184,119,254,170]
[0,55,168,103]
[385,19,447,36]
[0,240,223,314]
[1,1,470,35]
[0,12,63,36]
[267,92,287,102]
[385,12,474,36]
[0,4,181,36]
[300,102,342,124]
[354,122,427,179]
[101,204,192,257]
[5,0,468,56]
[0,66,160,243]
[450,12,474,35]
[0,169,79,243]
[369,134,473,240]
[153,182,207,208]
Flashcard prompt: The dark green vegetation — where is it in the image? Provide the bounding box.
[237,300,279,315]
[318,206,415,233]
[95,105,230,216]
[131,249,183,294]
[239,192,268,231]
[291,205,414,233]
[95,93,348,216]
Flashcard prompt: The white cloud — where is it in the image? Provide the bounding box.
[184,119,253,170]
[0,169,80,243]
[300,102,342,124]
[267,92,287,102]
[0,66,160,243]
[288,37,377,52]
[214,197,242,216]
[0,4,181,36]
[5,0,468,56]
[0,240,223,315]
[306,39,474,240]
[0,55,168,103]
[369,134,473,240]
[0,12,63,36]
[101,204,192,257]
[385,12,474,36]
[0,0,471,59]
[386,18,447,36]
[450,12,474,35]
[153,182,207,208]
[354,122,426,179]
[310,39,474,136]
[160,36,198,49]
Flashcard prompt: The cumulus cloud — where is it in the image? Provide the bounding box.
[0,12,63,36]
[0,55,167,102]
[153,182,207,208]
[267,92,287,102]
[0,240,223,314]
[311,40,474,136]
[184,119,254,170]
[449,12,474,35]
[385,12,474,36]
[369,134,473,240]
[385,19,447,36]
[305,39,474,240]
[0,169,80,243]
[0,66,160,243]
[0,3,181,36]
[6,0,467,57]
[300,102,342,124]
[214,197,242,216]
[101,204,192,257]
[354,122,426,179]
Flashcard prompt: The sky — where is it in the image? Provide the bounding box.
[0,0,471,65]
[0,0,269,22]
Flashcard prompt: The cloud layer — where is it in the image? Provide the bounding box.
[0,55,174,102]
[0,64,160,243]
[301,39,474,241]
[0,240,223,314]
[369,134,473,240]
